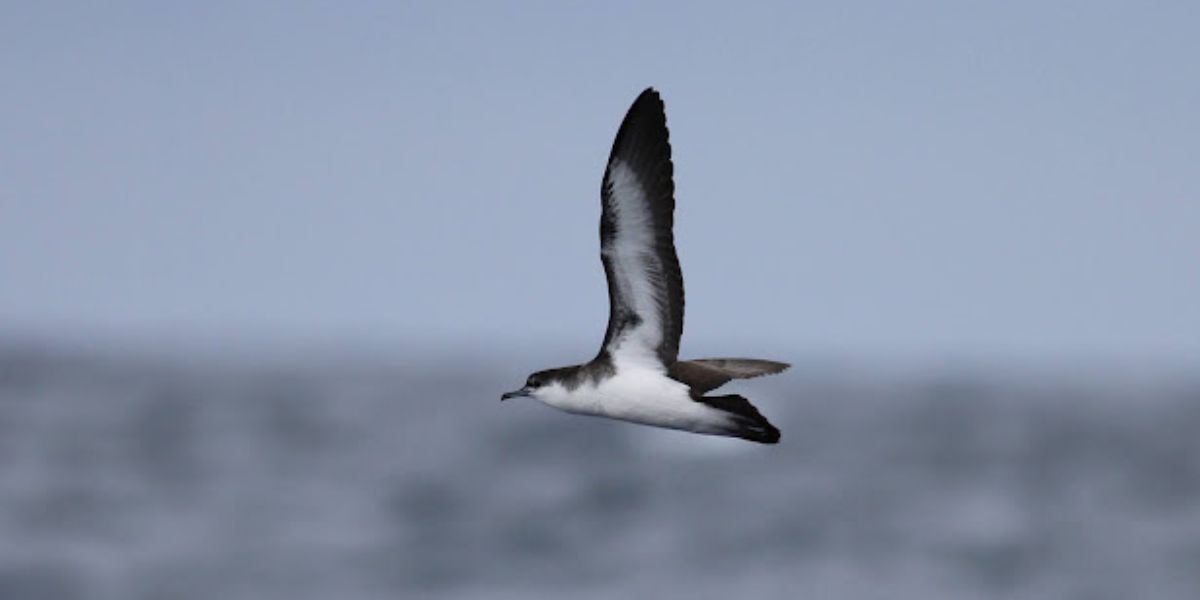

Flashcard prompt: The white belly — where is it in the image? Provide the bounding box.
[536,367,733,435]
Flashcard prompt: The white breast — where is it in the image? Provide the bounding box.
[534,364,732,435]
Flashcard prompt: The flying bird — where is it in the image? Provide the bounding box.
[502,88,787,444]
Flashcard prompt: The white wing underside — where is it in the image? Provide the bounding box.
[602,160,667,370]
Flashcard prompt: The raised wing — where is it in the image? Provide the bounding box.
[596,88,684,368]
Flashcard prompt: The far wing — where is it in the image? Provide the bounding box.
[596,88,684,368]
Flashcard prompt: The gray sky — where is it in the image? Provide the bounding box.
[2,2,1197,363]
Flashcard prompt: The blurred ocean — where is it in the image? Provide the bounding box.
[1,340,1198,599]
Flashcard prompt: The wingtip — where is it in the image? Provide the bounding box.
[605,86,672,169]
[632,87,664,109]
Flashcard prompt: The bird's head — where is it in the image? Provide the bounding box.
[500,369,554,402]
[496,364,585,403]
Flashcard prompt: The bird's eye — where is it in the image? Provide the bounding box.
[526,376,541,388]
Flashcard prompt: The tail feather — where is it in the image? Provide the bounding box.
[697,394,780,444]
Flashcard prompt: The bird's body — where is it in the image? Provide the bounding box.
[535,362,700,431]
[503,88,787,444]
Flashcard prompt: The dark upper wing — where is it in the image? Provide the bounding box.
[596,88,684,367]
[668,359,791,395]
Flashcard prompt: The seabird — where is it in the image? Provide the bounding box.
[502,88,788,444]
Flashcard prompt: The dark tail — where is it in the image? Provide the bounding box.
[697,394,781,444]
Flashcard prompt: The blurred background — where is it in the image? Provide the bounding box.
[2,2,1198,598]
